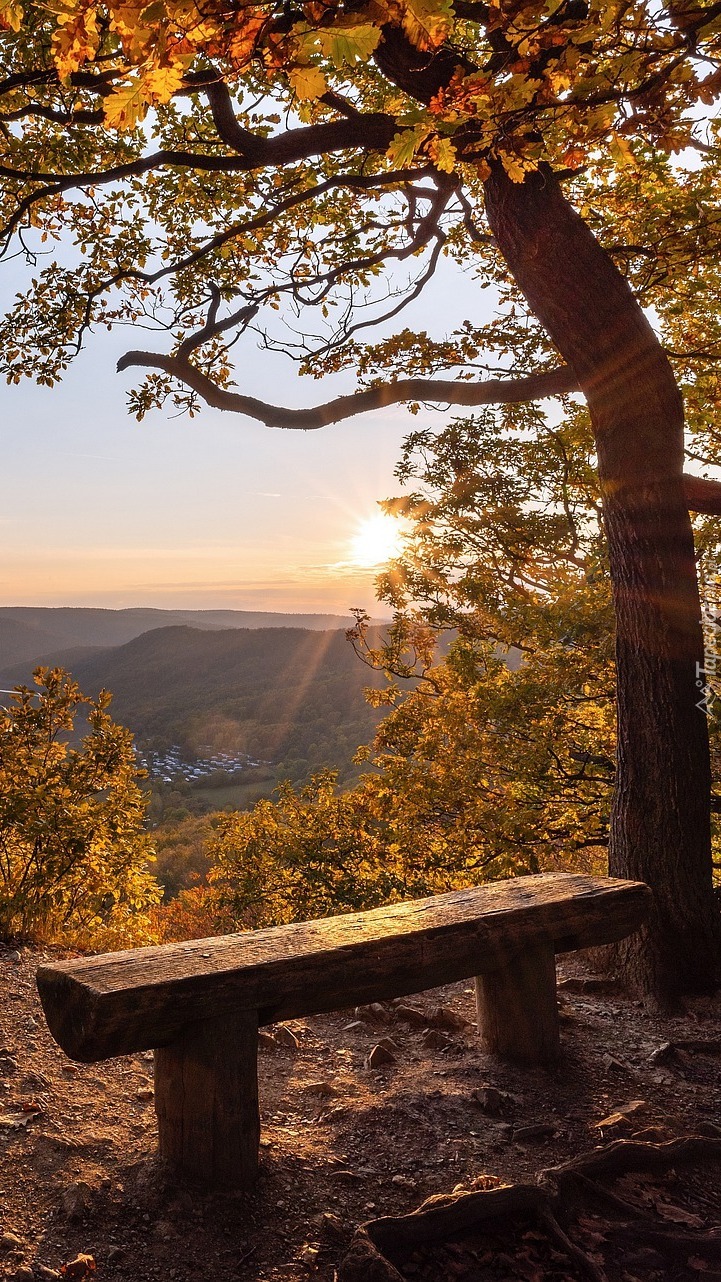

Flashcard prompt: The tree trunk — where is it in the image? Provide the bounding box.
[483,163,721,1002]
[372,27,721,1002]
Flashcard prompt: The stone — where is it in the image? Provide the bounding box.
[421,1028,454,1051]
[602,1054,631,1073]
[303,1081,337,1098]
[299,1244,320,1266]
[274,1026,300,1051]
[631,1126,668,1143]
[428,1005,472,1032]
[355,1004,391,1024]
[366,1043,396,1069]
[136,1086,154,1102]
[696,1120,721,1137]
[21,1072,50,1092]
[60,1181,94,1220]
[59,1256,95,1280]
[472,1086,518,1117]
[13,1267,34,1281]
[394,1005,429,1028]
[594,1100,647,1131]
[35,1267,60,1280]
[648,1042,678,1066]
[391,1174,416,1189]
[1,1234,23,1252]
[258,1031,278,1051]
[319,1212,344,1236]
[513,1122,557,1143]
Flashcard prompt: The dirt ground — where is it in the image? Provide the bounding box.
[1,945,720,1282]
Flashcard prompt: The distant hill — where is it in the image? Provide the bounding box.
[0,625,386,784]
[0,606,380,669]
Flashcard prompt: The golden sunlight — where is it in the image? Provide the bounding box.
[349,512,405,568]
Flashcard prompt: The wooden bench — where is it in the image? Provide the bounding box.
[36,872,650,1189]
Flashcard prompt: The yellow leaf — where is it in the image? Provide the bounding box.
[428,135,457,173]
[103,78,149,130]
[401,0,453,51]
[499,151,528,183]
[142,62,186,103]
[0,0,23,31]
[608,130,635,166]
[288,65,327,101]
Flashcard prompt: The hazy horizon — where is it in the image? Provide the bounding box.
[1,255,489,614]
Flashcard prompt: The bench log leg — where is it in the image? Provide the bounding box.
[154,1010,260,1188]
[475,942,560,1065]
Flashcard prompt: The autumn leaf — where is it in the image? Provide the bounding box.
[608,130,635,166]
[499,151,529,183]
[0,0,22,31]
[51,2,101,79]
[387,125,429,167]
[228,11,266,67]
[103,78,149,128]
[428,134,457,173]
[321,24,382,68]
[401,0,453,51]
[142,62,187,102]
[655,1202,705,1228]
[288,65,327,100]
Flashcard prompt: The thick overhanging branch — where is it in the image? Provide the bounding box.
[683,473,721,515]
[115,347,721,521]
[0,114,397,189]
[115,352,577,426]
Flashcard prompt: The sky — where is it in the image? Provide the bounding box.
[0,259,491,616]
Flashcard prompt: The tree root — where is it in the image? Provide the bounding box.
[339,1137,721,1282]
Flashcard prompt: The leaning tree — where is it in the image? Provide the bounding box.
[2,0,721,1000]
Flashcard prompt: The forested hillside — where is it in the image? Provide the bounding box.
[0,625,385,785]
[0,606,369,668]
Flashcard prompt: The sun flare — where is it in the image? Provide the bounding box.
[349,512,405,568]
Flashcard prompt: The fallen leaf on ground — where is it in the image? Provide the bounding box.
[0,1110,39,1127]
[655,1201,705,1228]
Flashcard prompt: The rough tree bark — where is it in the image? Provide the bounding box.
[374,30,721,1002]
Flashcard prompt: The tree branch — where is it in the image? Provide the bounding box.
[683,473,721,515]
[115,353,577,427]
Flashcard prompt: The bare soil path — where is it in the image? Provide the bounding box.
[1,947,719,1281]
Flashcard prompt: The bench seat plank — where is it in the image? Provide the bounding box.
[37,873,650,1062]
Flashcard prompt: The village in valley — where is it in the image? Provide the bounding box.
[137,746,266,785]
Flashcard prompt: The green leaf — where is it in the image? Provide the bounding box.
[319,24,381,68]
[387,126,429,168]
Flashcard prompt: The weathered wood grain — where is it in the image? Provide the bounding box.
[154,1009,260,1188]
[37,874,651,1062]
[476,941,560,1065]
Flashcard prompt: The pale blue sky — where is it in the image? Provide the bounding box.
[0,260,491,613]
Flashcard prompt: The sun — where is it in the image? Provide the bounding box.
[349,512,405,568]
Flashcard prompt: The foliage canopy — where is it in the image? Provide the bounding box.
[0,0,719,430]
[0,668,160,946]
